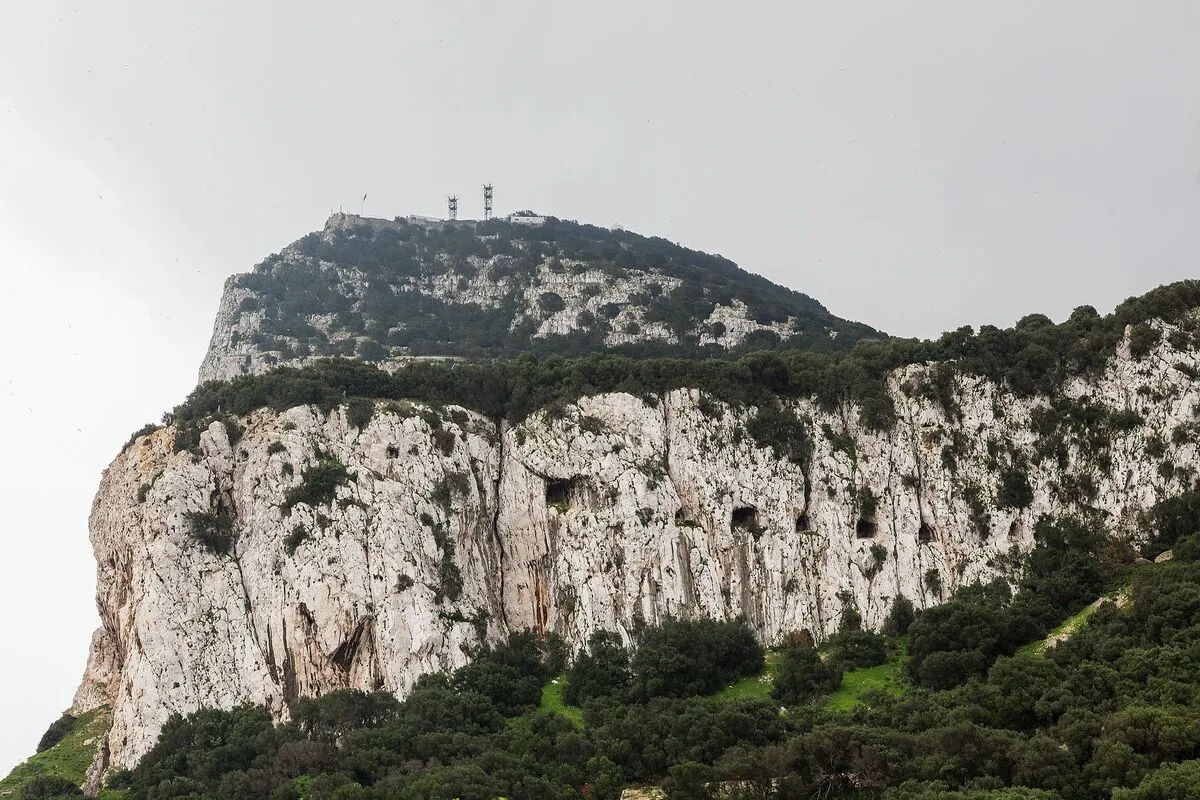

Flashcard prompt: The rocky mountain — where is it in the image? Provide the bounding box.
[198,212,883,383]
[71,307,1200,781]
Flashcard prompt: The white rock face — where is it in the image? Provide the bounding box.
[78,323,1200,775]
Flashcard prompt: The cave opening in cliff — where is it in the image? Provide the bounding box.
[732,506,759,530]
[856,517,877,538]
[795,513,811,532]
[918,521,935,542]
[545,478,572,508]
[675,508,699,528]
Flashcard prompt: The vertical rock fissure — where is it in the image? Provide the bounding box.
[231,547,279,687]
[491,416,509,630]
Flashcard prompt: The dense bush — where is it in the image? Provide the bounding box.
[564,631,631,705]
[771,645,842,705]
[34,713,75,753]
[745,405,812,466]
[1142,486,1200,559]
[182,509,235,555]
[825,628,890,669]
[282,451,352,511]
[629,618,764,700]
[996,467,1034,510]
[884,595,917,636]
[344,396,375,430]
[908,594,1013,689]
[17,775,82,798]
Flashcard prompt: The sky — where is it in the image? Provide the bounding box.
[1,0,1199,776]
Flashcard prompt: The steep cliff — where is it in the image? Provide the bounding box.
[73,320,1200,775]
[198,212,881,383]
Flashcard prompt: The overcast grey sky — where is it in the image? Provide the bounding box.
[2,0,1199,775]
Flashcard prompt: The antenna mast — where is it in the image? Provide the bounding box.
[447,195,458,221]
[483,183,494,220]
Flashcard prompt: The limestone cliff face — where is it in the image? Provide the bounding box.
[75,322,1199,775]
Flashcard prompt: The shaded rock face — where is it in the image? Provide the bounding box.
[197,213,878,383]
[76,324,1199,772]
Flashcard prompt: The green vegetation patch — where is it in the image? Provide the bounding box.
[0,706,111,796]
[538,677,585,729]
[713,651,781,702]
[824,639,909,713]
[282,450,353,511]
[143,279,1200,456]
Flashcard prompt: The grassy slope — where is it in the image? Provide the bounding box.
[0,706,119,797]
[713,652,781,702]
[824,639,909,713]
[1021,561,1157,657]
[539,678,585,729]
[539,641,911,724]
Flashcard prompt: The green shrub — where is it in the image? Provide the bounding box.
[1128,321,1160,358]
[432,428,456,455]
[825,629,889,669]
[565,631,631,705]
[345,397,375,430]
[908,597,1010,689]
[1174,533,1200,563]
[996,467,1034,510]
[771,645,842,705]
[17,775,82,798]
[104,768,133,789]
[283,453,352,511]
[284,525,308,555]
[538,292,565,314]
[183,509,235,555]
[857,486,879,518]
[1142,487,1200,558]
[430,522,462,603]
[578,415,606,435]
[35,714,76,753]
[630,618,763,699]
[745,406,811,466]
[884,595,916,635]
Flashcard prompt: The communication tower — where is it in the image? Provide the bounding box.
[483,183,494,220]
[447,195,458,220]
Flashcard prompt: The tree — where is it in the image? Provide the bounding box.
[35,713,76,753]
[17,775,83,799]
[884,595,916,636]
[908,598,1011,689]
[771,645,842,705]
[565,630,631,704]
[1113,759,1200,799]
[630,618,764,699]
[825,629,888,670]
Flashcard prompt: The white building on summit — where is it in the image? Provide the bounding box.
[509,210,546,226]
